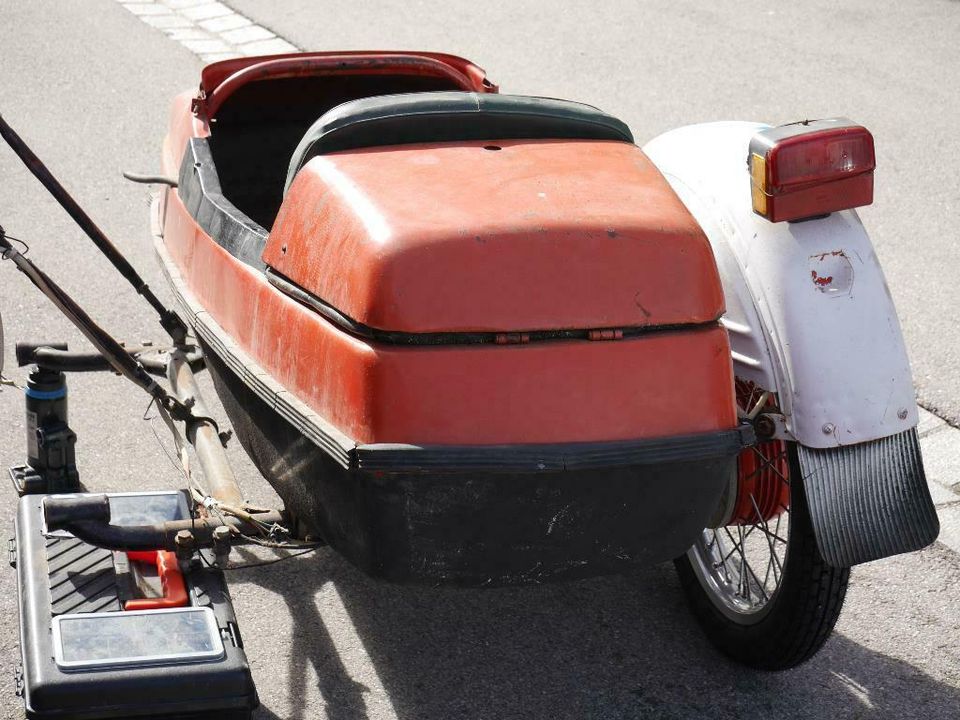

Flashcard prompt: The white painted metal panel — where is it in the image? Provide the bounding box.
[644,122,917,448]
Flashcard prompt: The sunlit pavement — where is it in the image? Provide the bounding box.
[1,2,958,718]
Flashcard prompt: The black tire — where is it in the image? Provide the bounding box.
[674,445,850,670]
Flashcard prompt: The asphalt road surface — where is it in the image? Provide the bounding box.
[1,1,959,719]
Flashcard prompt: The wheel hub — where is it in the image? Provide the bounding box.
[730,380,790,525]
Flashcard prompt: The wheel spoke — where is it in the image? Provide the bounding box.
[720,524,756,566]
[737,525,751,602]
[749,494,780,588]
[743,557,770,602]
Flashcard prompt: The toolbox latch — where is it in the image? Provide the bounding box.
[225,620,245,649]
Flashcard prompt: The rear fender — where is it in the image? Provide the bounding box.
[643,122,916,449]
[644,122,938,566]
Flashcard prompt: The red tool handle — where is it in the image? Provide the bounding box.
[124,550,189,611]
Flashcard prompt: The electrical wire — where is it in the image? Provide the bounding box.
[144,397,192,481]
[220,546,321,571]
[2,233,29,255]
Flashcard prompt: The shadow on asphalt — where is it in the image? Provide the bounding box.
[234,548,959,720]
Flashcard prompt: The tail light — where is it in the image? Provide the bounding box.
[748,118,875,223]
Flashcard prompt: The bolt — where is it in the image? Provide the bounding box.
[174,529,196,566]
[822,423,835,435]
[175,529,194,548]
[212,525,232,566]
[898,408,909,420]
[754,414,776,439]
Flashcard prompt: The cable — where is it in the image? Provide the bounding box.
[144,398,192,480]
[220,546,321,571]
[2,233,29,255]
[234,534,325,550]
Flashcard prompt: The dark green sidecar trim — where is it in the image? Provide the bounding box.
[177,138,269,271]
[285,91,635,194]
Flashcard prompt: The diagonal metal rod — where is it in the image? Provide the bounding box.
[0,112,187,344]
[0,230,191,419]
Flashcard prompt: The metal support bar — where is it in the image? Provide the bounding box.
[167,348,246,507]
[46,510,287,552]
[15,342,203,376]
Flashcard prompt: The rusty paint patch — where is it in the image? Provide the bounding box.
[811,270,834,287]
[809,250,854,295]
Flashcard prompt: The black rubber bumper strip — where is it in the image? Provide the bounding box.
[355,424,755,473]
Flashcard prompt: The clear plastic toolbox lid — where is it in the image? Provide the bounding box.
[52,607,225,671]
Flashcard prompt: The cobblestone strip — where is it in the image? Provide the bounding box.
[115,0,299,63]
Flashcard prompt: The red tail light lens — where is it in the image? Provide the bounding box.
[749,119,875,223]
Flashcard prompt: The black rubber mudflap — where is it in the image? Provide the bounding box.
[798,428,939,568]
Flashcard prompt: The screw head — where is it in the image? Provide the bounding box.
[897,408,909,420]
[754,414,776,439]
[174,529,195,548]
[212,525,231,541]
[822,423,835,435]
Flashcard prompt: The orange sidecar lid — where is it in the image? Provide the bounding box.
[264,139,724,334]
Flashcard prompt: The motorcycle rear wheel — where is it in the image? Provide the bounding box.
[674,443,850,670]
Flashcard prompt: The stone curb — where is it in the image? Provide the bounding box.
[116,0,300,63]
[917,407,960,555]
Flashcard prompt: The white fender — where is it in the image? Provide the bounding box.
[643,122,917,449]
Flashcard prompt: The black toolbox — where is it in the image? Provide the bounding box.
[11,492,259,720]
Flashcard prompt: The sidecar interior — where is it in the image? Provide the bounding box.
[201,53,634,230]
[205,66,473,229]
[283,92,635,195]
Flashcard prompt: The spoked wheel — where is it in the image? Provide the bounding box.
[674,381,850,670]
